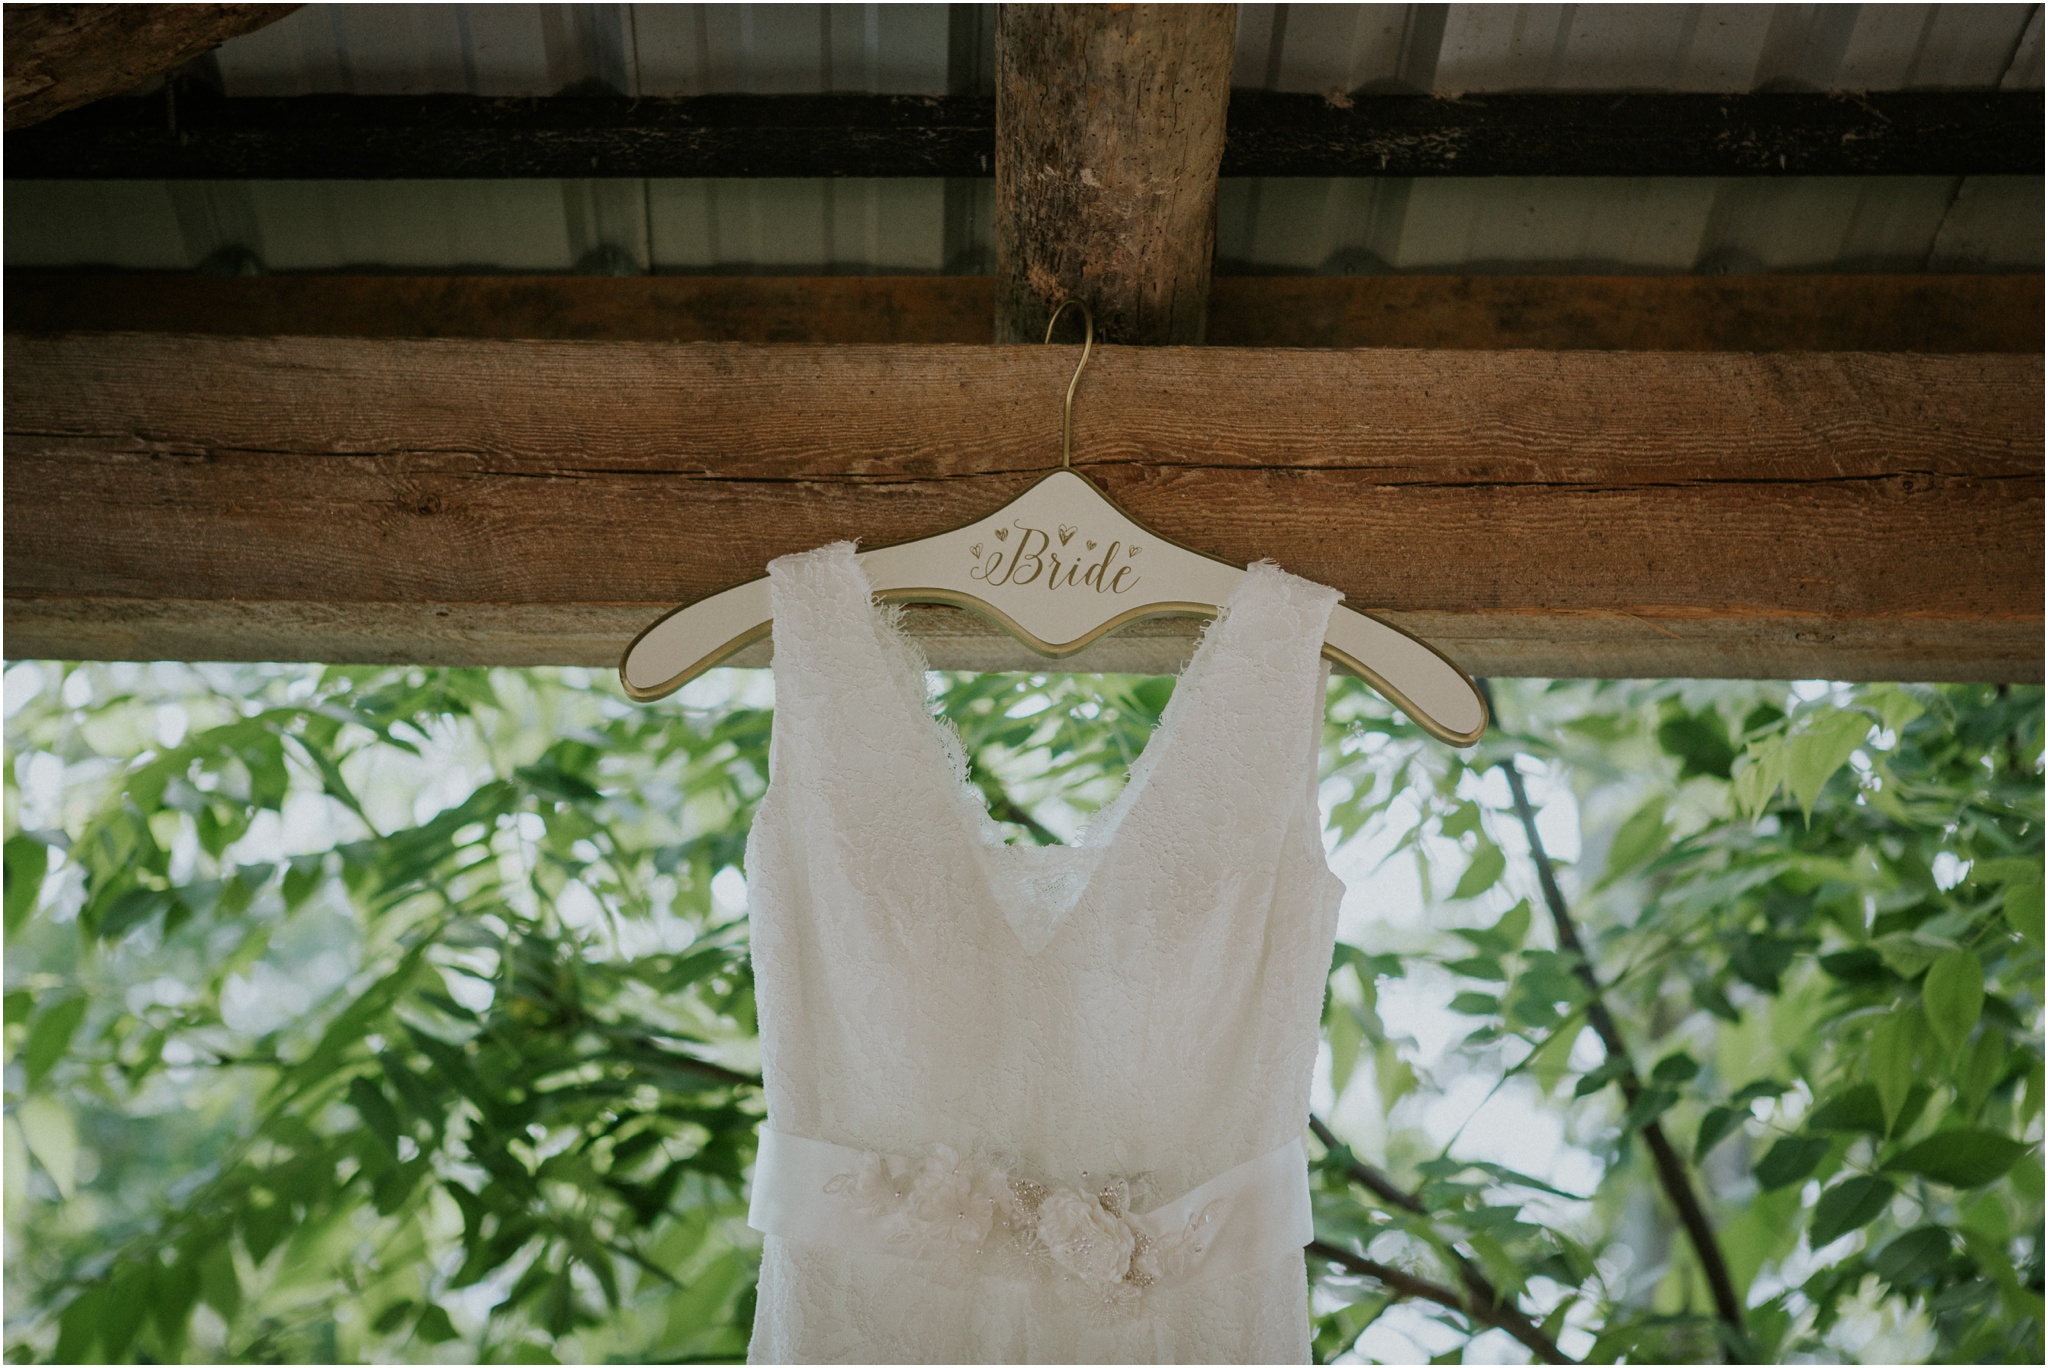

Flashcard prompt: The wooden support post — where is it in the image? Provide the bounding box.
[994,4,1236,344]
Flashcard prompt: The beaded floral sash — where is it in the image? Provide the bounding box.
[748,1129,1313,1312]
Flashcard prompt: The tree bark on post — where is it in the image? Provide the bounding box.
[4,4,300,130]
[994,4,1237,345]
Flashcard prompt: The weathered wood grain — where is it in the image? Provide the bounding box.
[1203,274,2047,353]
[3,273,1004,344]
[994,5,1237,344]
[3,3,297,130]
[6,601,2033,685]
[9,272,2038,353]
[4,334,2039,681]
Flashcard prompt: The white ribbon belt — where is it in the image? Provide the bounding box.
[749,1129,1312,1300]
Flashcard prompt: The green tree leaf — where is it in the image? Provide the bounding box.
[1868,685,1926,733]
[18,1096,78,1198]
[22,995,88,1089]
[1493,898,1531,949]
[1755,1135,1829,1190]
[52,1285,104,1363]
[1961,1031,2010,1116]
[349,1075,404,1155]
[2004,880,2044,946]
[1886,1129,2030,1187]
[1872,1226,1955,1287]
[1869,1011,1919,1133]
[416,1303,460,1344]
[1784,708,1873,820]
[1694,1106,1747,1162]
[1922,950,1985,1058]
[1327,1001,1363,1098]
[3,834,49,940]
[1453,839,1506,900]
[1603,798,1670,883]
[199,1243,241,1320]
[1657,708,1737,780]
[1732,737,1785,820]
[1810,1175,1897,1246]
[1621,1087,1679,1133]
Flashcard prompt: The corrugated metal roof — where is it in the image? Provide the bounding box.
[205,4,2045,99]
[1237,2,2041,95]
[212,3,962,98]
[5,4,2041,277]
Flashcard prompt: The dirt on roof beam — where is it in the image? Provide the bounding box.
[3,3,298,131]
[5,88,2040,179]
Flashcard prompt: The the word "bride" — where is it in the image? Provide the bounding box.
[970,522,1142,594]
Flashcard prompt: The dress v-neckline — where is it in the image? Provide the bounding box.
[836,550,1265,956]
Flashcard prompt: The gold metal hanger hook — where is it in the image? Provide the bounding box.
[1043,299,1094,470]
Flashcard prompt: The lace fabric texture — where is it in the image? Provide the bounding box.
[745,543,1347,1364]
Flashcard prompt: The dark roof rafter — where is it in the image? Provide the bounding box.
[6,87,2040,180]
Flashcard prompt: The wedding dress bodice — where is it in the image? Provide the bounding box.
[743,541,1346,1363]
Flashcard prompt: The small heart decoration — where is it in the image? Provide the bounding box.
[970,543,983,558]
[1057,524,1076,544]
[1086,540,1097,550]
[994,527,1009,541]
[1128,544,1142,556]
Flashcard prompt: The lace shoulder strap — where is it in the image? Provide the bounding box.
[1151,562,1339,800]
[764,540,924,726]
[764,543,998,831]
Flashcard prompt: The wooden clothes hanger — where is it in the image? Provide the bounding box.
[620,302,1488,746]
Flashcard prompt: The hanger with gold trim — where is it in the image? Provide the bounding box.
[620,302,1488,746]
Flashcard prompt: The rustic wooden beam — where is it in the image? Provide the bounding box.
[1203,274,2047,352]
[6,272,2039,353]
[3,91,998,178]
[1220,88,2046,178]
[6,88,2040,179]
[994,4,1236,343]
[3,3,297,131]
[4,334,2038,682]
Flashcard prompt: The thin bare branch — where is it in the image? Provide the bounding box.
[1307,1241,1575,1364]
[1494,744,1747,1347]
[1308,1115,1573,1364]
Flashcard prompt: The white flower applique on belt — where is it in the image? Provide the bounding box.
[746,1126,1315,1310]
[825,1145,1219,1308]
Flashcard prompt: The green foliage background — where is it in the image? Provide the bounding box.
[3,661,2041,1363]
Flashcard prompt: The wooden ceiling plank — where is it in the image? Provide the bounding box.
[6,271,2039,353]
[4,333,2038,682]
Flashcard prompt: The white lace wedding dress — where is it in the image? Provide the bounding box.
[743,542,1346,1364]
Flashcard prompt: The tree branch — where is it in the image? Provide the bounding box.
[1308,1116,1573,1364]
[1310,1114,1424,1213]
[1494,746,1747,1345]
[975,777,1064,846]
[1307,1241,1574,1364]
